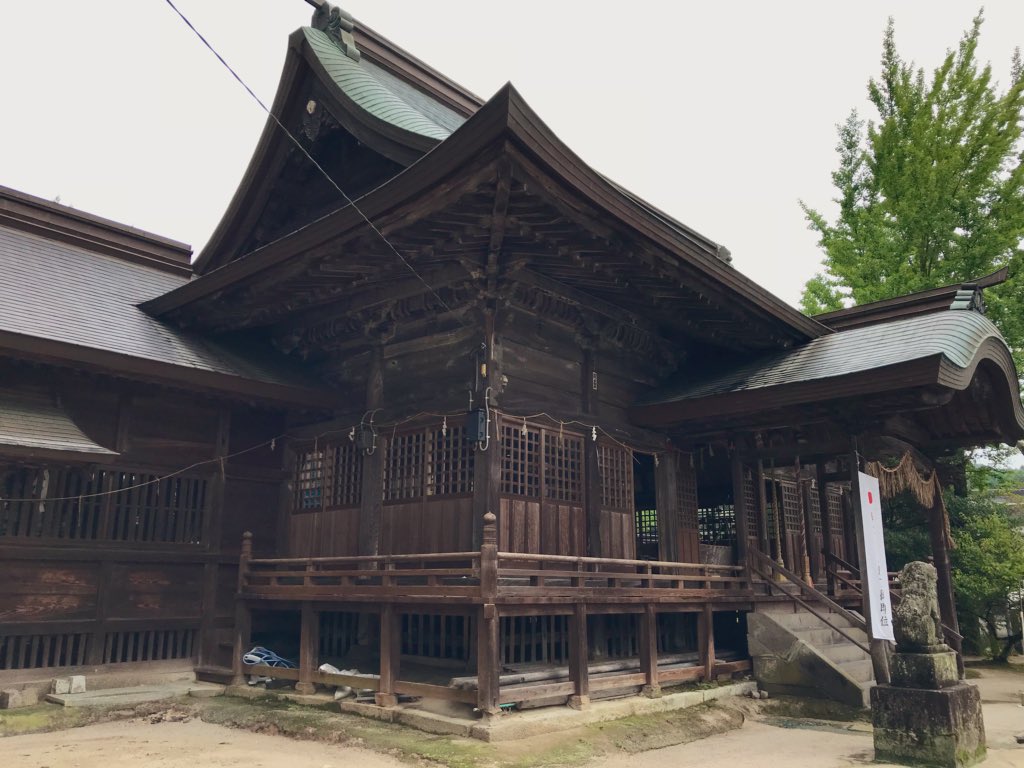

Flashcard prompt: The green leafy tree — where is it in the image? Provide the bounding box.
[800,12,1024,361]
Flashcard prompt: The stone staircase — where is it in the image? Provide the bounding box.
[747,603,875,707]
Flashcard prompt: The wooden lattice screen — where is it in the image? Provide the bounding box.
[743,469,759,539]
[827,488,844,533]
[780,480,802,532]
[427,426,474,496]
[384,432,426,501]
[597,444,632,510]
[295,440,363,511]
[382,426,475,502]
[544,433,583,503]
[676,456,699,529]
[698,504,736,546]
[1,465,208,544]
[500,424,541,497]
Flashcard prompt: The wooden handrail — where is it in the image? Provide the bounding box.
[751,550,869,647]
[497,551,742,573]
[824,551,860,578]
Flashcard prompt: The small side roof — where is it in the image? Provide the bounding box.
[634,309,1024,443]
[0,390,116,464]
[0,212,335,408]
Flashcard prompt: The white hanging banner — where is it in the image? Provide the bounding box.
[859,471,896,642]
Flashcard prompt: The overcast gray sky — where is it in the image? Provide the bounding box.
[1,1,1022,307]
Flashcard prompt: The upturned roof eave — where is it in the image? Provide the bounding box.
[148,84,825,345]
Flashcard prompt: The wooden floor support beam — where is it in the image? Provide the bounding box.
[699,603,716,681]
[296,601,320,695]
[568,603,590,709]
[230,532,253,686]
[376,604,400,707]
[639,604,660,697]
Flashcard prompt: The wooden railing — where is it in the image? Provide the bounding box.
[243,552,483,601]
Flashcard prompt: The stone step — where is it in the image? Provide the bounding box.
[793,626,869,647]
[821,643,871,665]
[771,610,856,631]
[46,682,218,708]
[835,658,874,684]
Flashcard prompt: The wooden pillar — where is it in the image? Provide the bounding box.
[639,604,660,697]
[296,601,320,695]
[375,604,400,706]
[476,511,501,714]
[699,603,716,681]
[655,453,681,563]
[755,460,770,554]
[582,345,604,559]
[849,446,891,685]
[230,531,253,685]
[795,458,816,583]
[817,463,836,596]
[927,493,964,675]
[358,345,385,557]
[568,603,590,709]
[472,313,503,549]
[731,452,749,569]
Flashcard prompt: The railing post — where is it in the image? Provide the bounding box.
[568,603,590,709]
[476,512,501,715]
[296,601,319,695]
[639,603,660,697]
[375,604,400,707]
[230,531,253,685]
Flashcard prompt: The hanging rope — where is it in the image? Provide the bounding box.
[863,453,954,549]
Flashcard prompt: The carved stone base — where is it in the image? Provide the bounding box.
[294,682,316,695]
[375,692,399,707]
[872,683,986,768]
[891,650,959,689]
[641,684,662,699]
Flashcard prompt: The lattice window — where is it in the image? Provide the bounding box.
[636,506,658,545]
[809,484,823,533]
[597,444,632,510]
[427,426,474,497]
[108,472,207,544]
[677,456,699,529]
[327,442,362,507]
[698,504,736,546]
[545,433,583,503]
[384,432,426,501]
[0,466,105,540]
[295,448,325,510]
[742,469,760,539]
[780,480,802,532]
[827,488,844,534]
[500,424,541,497]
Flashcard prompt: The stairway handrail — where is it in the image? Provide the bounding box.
[750,551,871,655]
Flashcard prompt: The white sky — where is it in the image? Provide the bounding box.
[1,1,1022,307]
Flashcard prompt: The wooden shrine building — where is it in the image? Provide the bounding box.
[1,4,1022,712]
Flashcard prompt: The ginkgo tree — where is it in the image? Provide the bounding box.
[801,11,1024,364]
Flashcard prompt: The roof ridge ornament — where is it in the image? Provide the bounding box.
[311,2,361,61]
[949,283,986,314]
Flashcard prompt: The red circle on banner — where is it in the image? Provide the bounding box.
[868,491,873,504]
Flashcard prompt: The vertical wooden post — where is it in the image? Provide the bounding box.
[755,460,770,555]
[568,603,590,709]
[849,446,890,685]
[639,604,660,697]
[358,345,385,557]
[927,492,964,676]
[87,560,113,665]
[795,458,815,583]
[477,512,501,714]
[731,452,749,568]
[296,601,320,695]
[655,453,680,563]
[230,531,253,685]
[375,604,400,706]
[817,463,836,596]
[699,603,716,681]
[582,345,604,559]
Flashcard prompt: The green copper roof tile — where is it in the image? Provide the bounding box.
[304,27,457,141]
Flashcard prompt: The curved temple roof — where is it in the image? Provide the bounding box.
[634,309,1024,442]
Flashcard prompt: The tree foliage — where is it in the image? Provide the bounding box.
[800,12,1024,360]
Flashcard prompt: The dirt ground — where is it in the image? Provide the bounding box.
[3,666,1024,768]
[0,718,406,768]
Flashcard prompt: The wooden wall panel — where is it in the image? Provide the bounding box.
[541,503,585,556]
[107,564,202,619]
[499,498,541,553]
[380,497,472,555]
[0,561,98,623]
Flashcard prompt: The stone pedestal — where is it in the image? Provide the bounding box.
[872,680,986,767]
